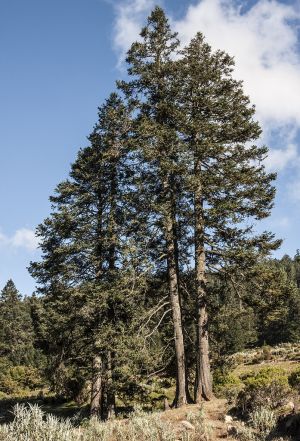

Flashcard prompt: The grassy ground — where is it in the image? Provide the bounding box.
[0,395,85,424]
[233,359,300,377]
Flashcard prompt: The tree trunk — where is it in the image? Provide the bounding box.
[107,351,116,419]
[194,159,213,402]
[164,181,187,407]
[90,354,102,417]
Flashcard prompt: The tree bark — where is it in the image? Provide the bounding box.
[164,181,187,407]
[194,159,213,402]
[90,354,102,417]
[107,351,116,419]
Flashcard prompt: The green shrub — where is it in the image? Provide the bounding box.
[236,407,278,441]
[237,367,291,414]
[262,344,272,361]
[236,426,257,441]
[0,364,43,396]
[186,407,212,440]
[249,406,276,438]
[288,368,300,392]
[213,370,243,404]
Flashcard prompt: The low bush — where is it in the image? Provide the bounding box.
[249,407,276,438]
[237,367,291,414]
[186,407,212,440]
[0,363,44,396]
[235,407,278,441]
[213,370,243,404]
[0,403,212,441]
[288,367,300,392]
[262,345,272,361]
[0,404,77,441]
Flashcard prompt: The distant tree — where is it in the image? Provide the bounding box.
[293,251,300,288]
[0,280,35,365]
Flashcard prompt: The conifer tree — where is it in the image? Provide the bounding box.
[119,7,190,406]
[176,33,280,401]
[0,280,35,365]
[30,93,136,417]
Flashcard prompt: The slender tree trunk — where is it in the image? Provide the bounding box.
[194,159,213,402]
[164,180,187,407]
[106,161,117,420]
[107,351,116,419]
[90,354,102,417]
[108,160,117,271]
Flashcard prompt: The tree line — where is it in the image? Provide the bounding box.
[2,252,300,410]
[1,7,296,417]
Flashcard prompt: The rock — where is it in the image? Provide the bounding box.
[164,398,170,411]
[286,401,295,412]
[180,420,195,431]
[279,413,300,434]
[224,414,233,423]
[227,425,238,436]
[285,416,295,430]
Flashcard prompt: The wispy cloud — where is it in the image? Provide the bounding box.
[113,0,157,66]
[288,178,300,201]
[270,216,291,229]
[174,0,300,128]
[0,228,38,252]
[265,143,298,172]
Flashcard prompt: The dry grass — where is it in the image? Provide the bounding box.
[0,402,215,441]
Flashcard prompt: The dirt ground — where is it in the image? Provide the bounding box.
[162,398,236,440]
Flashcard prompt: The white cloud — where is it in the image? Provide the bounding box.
[113,0,157,66]
[112,0,300,172]
[265,143,298,171]
[174,0,300,128]
[271,216,291,228]
[289,178,300,201]
[0,228,38,252]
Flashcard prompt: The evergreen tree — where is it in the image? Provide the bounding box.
[0,280,35,365]
[28,6,285,411]
[119,6,190,407]
[176,33,280,401]
[30,93,141,417]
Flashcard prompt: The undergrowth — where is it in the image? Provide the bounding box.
[0,403,211,441]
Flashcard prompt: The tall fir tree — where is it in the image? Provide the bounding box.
[28,6,284,411]
[119,7,190,406]
[176,33,280,401]
[30,93,141,417]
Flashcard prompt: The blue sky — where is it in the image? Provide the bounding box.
[0,0,300,295]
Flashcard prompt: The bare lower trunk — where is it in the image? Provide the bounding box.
[165,207,187,407]
[107,351,115,419]
[90,355,102,417]
[194,159,213,403]
[195,304,213,402]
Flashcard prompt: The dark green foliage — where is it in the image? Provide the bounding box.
[29,93,170,411]
[207,254,300,361]
[237,367,291,414]
[240,259,300,345]
[15,6,299,411]
[0,280,35,366]
[288,367,300,392]
[0,358,43,397]
[177,32,280,262]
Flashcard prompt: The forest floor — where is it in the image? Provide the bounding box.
[161,398,235,440]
